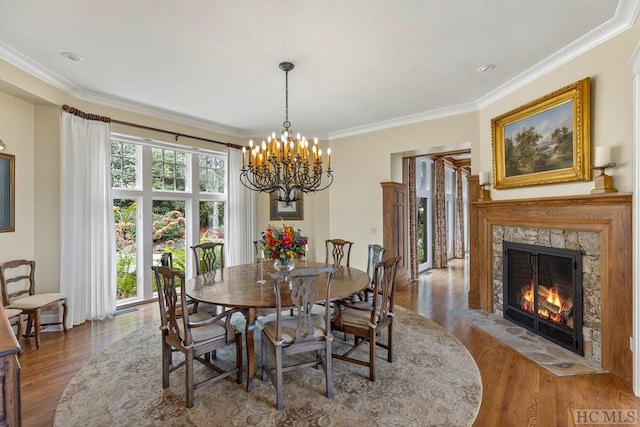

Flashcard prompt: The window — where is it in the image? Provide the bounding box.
[111,136,226,304]
[152,147,187,191]
[416,157,433,271]
[199,155,225,193]
[111,141,139,189]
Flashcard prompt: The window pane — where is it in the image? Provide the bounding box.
[152,200,186,276]
[151,147,187,192]
[111,141,138,189]
[114,199,138,300]
[199,154,225,193]
[199,201,225,243]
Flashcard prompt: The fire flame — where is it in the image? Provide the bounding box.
[520,281,567,324]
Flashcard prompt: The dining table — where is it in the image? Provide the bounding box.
[185,261,369,392]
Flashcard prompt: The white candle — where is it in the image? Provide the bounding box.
[595,146,612,166]
[479,171,488,185]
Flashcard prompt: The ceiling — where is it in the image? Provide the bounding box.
[0,1,637,140]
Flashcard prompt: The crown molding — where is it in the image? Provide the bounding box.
[327,102,478,140]
[477,0,640,109]
[0,41,82,95]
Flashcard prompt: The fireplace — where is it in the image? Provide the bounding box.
[503,241,583,355]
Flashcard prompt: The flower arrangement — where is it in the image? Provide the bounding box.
[261,224,308,263]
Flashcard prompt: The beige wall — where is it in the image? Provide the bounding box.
[0,91,35,266]
[329,112,480,270]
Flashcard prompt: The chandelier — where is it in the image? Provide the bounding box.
[239,62,333,204]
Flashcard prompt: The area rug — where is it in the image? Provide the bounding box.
[454,309,605,376]
[54,306,481,426]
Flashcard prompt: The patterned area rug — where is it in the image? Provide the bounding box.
[54,306,481,426]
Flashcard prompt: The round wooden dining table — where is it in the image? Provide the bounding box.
[185,261,369,392]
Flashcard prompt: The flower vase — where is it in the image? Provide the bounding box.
[274,258,295,272]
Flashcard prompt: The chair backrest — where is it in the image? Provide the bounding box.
[0,259,36,306]
[371,257,399,324]
[191,242,225,274]
[271,267,336,343]
[325,239,353,267]
[366,244,386,287]
[152,265,192,347]
[160,252,174,269]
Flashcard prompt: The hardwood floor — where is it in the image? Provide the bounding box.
[17,258,640,426]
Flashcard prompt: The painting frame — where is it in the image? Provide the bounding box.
[270,193,303,221]
[0,153,15,233]
[491,77,591,189]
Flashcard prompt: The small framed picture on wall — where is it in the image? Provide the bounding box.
[270,193,303,220]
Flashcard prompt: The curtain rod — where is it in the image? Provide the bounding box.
[61,104,243,150]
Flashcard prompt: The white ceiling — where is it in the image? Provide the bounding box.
[0,1,637,140]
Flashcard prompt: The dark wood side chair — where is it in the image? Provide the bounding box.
[152,265,242,408]
[331,256,399,381]
[325,239,353,268]
[362,244,386,301]
[191,242,225,273]
[190,242,225,315]
[0,259,68,349]
[5,307,22,340]
[261,267,336,410]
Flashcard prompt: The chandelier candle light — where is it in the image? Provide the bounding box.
[240,62,333,204]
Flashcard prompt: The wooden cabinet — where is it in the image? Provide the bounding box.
[0,305,21,426]
[381,182,407,284]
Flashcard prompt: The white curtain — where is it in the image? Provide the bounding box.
[60,112,116,328]
[227,148,257,265]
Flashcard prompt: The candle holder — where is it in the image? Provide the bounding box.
[478,183,491,201]
[591,162,617,194]
[256,248,266,284]
[478,171,492,201]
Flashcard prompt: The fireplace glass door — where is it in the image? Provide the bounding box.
[503,241,583,355]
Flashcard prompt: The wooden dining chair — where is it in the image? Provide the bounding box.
[331,256,399,381]
[325,239,353,268]
[4,307,22,340]
[191,242,225,315]
[152,265,243,408]
[0,260,67,349]
[361,244,386,302]
[261,267,336,410]
[191,242,225,274]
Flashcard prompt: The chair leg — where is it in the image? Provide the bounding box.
[185,349,195,408]
[15,315,22,341]
[61,301,69,333]
[387,323,393,363]
[325,344,333,399]
[24,314,33,339]
[235,332,243,384]
[275,347,284,410]
[261,337,268,381]
[162,340,171,389]
[34,308,42,350]
[369,331,376,382]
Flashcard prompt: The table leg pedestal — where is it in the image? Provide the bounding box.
[243,308,257,392]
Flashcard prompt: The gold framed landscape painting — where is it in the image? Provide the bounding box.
[491,77,591,189]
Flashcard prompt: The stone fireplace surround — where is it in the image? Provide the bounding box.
[492,226,600,364]
[469,191,632,382]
